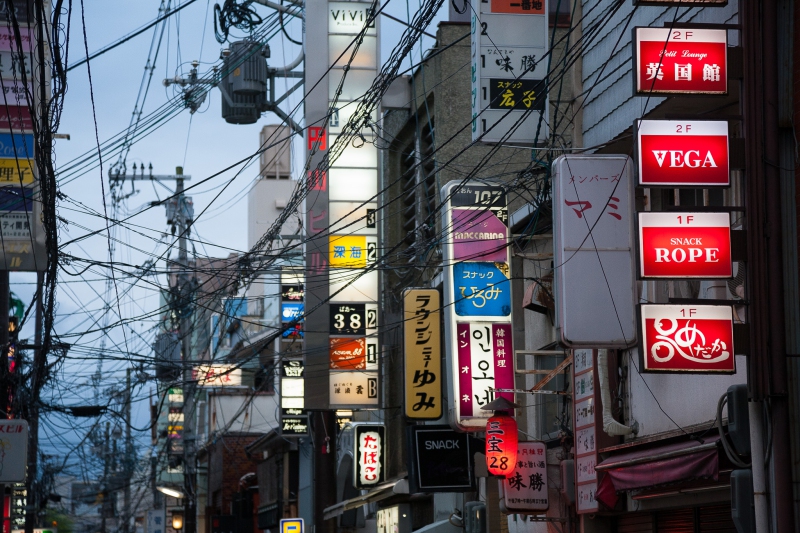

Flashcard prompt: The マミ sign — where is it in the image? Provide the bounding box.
[500,441,549,513]
[638,212,732,279]
[636,120,729,186]
[404,289,442,419]
[633,27,727,95]
[354,424,385,488]
[639,304,735,373]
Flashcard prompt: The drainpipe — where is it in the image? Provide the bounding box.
[597,350,637,437]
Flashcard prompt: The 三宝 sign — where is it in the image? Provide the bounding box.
[639,304,735,373]
[633,27,727,95]
[404,289,442,420]
[500,441,549,513]
[638,212,732,279]
[636,120,729,187]
[354,423,385,489]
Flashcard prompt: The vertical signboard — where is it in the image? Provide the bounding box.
[470,0,548,144]
[403,289,442,419]
[281,359,308,435]
[572,349,598,514]
[499,441,549,514]
[633,27,727,96]
[442,181,514,431]
[639,304,735,373]
[552,155,637,347]
[353,423,385,489]
[304,0,380,409]
[0,3,44,271]
[635,120,730,187]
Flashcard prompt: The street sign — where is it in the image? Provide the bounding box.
[329,303,377,335]
[408,426,474,492]
[329,371,379,406]
[636,120,730,187]
[552,155,637,347]
[329,337,377,370]
[453,262,511,317]
[329,235,377,268]
[500,441,549,513]
[638,212,732,279]
[0,420,28,482]
[443,181,514,430]
[471,1,549,144]
[404,289,442,420]
[280,518,304,533]
[639,304,735,373]
[633,27,727,95]
[353,423,385,489]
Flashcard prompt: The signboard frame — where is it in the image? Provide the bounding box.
[635,119,730,187]
[406,425,476,493]
[632,27,728,96]
[638,303,736,374]
[403,288,442,420]
[637,211,733,280]
[353,423,386,489]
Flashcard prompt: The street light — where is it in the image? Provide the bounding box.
[156,486,185,499]
[172,511,184,531]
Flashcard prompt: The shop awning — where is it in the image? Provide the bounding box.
[323,479,409,520]
[593,436,720,508]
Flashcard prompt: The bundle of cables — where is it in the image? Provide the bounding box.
[214,0,263,42]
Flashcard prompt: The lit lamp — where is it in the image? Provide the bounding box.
[481,396,519,478]
[171,511,184,531]
[156,486,185,499]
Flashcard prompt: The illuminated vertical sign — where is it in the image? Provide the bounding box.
[470,0,548,144]
[403,289,442,420]
[639,304,736,373]
[638,212,732,279]
[636,120,730,187]
[353,423,385,489]
[500,441,549,513]
[442,182,514,430]
[304,0,380,409]
[633,27,727,96]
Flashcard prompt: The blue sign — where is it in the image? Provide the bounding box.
[0,186,32,212]
[453,262,511,317]
[282,302,304,322]
[0,132,33,159]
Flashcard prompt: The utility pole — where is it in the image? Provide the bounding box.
[108,166,196,532]
[24,273,44,533]
[123,369,132,533]
[0,270,8,533]
[101,421,110,533]
[176,168,197,533]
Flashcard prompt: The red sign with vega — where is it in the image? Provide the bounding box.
[638,212,732,279]
[637,120,729,186]
[634,28,727,95]
[640,304,735,373]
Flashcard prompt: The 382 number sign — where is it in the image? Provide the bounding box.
[330,304,378,335]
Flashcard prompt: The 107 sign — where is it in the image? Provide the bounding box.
[330,304,378,335]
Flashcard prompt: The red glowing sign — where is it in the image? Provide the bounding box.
[640,304,735,373]
[636,120,729,187]
[307,126,327,151]
[638,212,732,279]
[485,414,518,478]
[633,27,727,95]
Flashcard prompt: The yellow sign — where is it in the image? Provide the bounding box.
[280,519,303,533]
[0,158,34,185]
[404,289,442,419]
[329,235,372,268]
